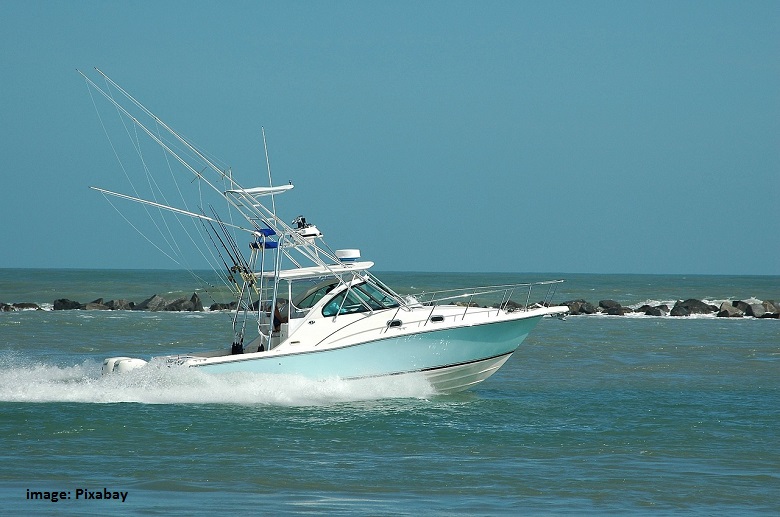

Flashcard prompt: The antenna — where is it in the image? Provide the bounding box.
[261,127,276,217]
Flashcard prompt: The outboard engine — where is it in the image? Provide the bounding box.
[102,357,148,375]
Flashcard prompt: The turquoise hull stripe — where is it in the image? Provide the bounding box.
[197,315,542,379]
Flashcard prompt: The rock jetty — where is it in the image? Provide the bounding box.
[0,302,44,312]
[2,293,209,313]
[2,294,778,319]
[560,298,780,318]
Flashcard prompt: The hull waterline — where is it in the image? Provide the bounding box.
[185,313,545,393]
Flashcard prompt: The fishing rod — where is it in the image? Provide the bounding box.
[201,217,239,289]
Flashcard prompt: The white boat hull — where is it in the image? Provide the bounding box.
[421,353,514,393]
[104,306,565,394]
[176,308,558,393]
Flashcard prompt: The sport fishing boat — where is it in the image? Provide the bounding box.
[82,69,567,393]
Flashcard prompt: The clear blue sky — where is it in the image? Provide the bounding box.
[1,1,778,274]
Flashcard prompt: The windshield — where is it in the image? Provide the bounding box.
[321,281,400,317]
[294,282,337,310]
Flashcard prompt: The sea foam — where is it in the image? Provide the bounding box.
[0,356,435,406]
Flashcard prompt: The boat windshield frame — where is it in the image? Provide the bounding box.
[321,280,401,317]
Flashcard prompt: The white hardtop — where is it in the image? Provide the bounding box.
[256,261,375,281]
[226,184,294,197]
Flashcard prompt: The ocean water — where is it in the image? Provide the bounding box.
[1,269,778,515]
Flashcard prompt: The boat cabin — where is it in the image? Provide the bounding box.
[249,261,403,352]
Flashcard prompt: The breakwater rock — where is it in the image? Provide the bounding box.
[2,293,245,313]
[2,294,778,318]
[1,302,43,312]
[561,298,780,318]
[46,293,206,312]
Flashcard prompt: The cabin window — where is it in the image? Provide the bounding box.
[295,283,337,310]
[322,289,366,317]
[357,282,400,310]
[321,282,399,317]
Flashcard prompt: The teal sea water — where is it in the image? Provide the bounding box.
[1,269,778,515]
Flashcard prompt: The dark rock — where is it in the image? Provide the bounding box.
[135,294,168,311]
[209,302,237,311]
[82,302,110,310]
[599,300,622,310]
[13,302,41,310]
[106,299,135,310]
[54,298,81,310]
[560,300,580,312]
[161,293,204,312]
[672,299,716,315]
[163,298,193,311]
[561,299,597,315]
[1,303,12,312]
[607,306,632,316]
[670,305,690,317]
[764,300,779,313]
[580,301,597,315]
[759,301,780,319]
[717,302,743,318]
[494,300,525,311]
[746,304,766,318]
[636,304,668,316]
[730,300,779,318]
[190,293,204,312]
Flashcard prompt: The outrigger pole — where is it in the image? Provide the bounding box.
[89,187,254,234]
